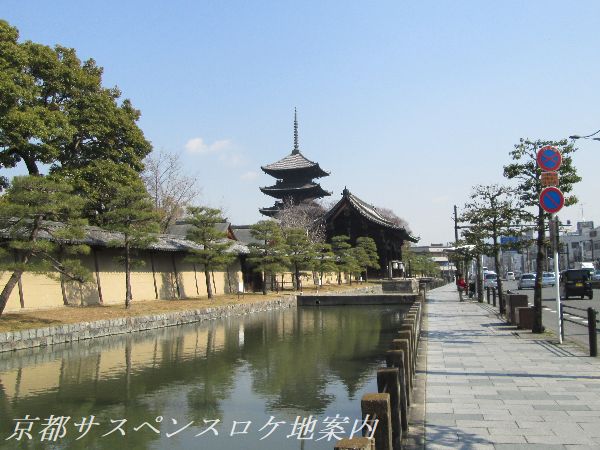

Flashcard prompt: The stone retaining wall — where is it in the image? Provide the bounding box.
[0,296,297,353]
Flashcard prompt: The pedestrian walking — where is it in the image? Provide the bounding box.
[456,274,467,302]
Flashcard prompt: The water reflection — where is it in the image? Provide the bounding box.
[0,305,408,449]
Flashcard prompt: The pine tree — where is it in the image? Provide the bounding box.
[284,227,317,290]
[459,184,533,312]
[0,176,89,315]
[331,235,359,285]
[248,220,289,295]
[314,242,337,285]
[353,237,380,282]
[102,181,159,308]
[184,207,235,299]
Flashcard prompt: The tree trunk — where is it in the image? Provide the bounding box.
[493,243,505,313]
[205,267,213,299]
[125,241,132,309]
[294,264,300,291]
[59,249,69,306]
[476,255,483,302]
[533,207,546,333]
[0,217,41,316]
[262,271,267,295]
[23,155,40,176]
[0,270,24,316]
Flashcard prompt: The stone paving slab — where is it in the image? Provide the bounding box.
[424,284,600,449]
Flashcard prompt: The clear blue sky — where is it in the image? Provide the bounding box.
[3,1,600,244]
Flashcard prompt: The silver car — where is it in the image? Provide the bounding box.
[518,273,536,289]
[542,272,556,287]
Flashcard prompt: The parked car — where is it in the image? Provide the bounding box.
[560,269,593,300]
[505,271,515,281]
[483,272,498,289]
[593,270,600,282]
[518,273,536,289]
[541,272,556,287]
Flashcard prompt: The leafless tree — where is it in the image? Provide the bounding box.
[275,199,326,243]
[142,150,201,232]
[377,206,412,231]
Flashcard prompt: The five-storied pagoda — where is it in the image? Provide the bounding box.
[259,109,331,217]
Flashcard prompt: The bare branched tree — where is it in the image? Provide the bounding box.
[377,206,412,232]
[275,199,326,243]
[142,150,201,232]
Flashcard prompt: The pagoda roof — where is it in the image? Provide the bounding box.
[260,181,331,200]
[258,206,281,217]
[261,151,329,178]
[323,188,419,243]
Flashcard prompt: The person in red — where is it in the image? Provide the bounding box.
[456,273,467,302]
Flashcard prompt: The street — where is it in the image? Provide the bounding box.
[500,280,599,350]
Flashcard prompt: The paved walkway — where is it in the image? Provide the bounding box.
[424,283,600,449]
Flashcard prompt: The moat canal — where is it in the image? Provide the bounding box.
[0,304,410,449]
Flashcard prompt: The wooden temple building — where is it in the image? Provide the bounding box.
[322,188,419,277]
[259,110,331,217]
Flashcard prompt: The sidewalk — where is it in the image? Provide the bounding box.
[424,283,600,449]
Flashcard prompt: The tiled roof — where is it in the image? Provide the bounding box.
[230,225,262,245]
[323,189,419,242]
[261,151,329,177]
[0,220,248,254]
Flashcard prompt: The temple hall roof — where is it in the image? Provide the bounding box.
[323,188,419,243]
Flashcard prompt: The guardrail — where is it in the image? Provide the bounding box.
[335,291,424,450]
[560,304,598,357]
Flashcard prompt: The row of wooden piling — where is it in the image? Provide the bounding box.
[334,291,425,450]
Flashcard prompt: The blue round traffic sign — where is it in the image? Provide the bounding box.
[539,186,564,214]
[537,146,562,172]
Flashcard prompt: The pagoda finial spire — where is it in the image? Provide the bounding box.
[292,107,300,154]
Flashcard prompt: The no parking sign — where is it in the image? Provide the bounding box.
[539,186,564,214]
[537,146,563,213]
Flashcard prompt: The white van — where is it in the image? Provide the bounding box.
[505,271,515,281]
[483,272,498,288]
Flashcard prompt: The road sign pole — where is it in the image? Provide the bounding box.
[553,215,562,344]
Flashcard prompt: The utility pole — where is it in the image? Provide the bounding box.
[454,205,459,243]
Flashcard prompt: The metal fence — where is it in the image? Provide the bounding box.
[560,304,599,357]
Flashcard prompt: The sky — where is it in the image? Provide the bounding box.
[2,1,600,245]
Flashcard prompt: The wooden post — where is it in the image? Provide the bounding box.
[588,308,597,357]
[377,368,402,447]
[398,324,418,355]
[397,330,413,369]
[93,248,104,305]
[385,349,409,410]
[335,437,373,450]
[391,339,412,391]
[361,393,392,450]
